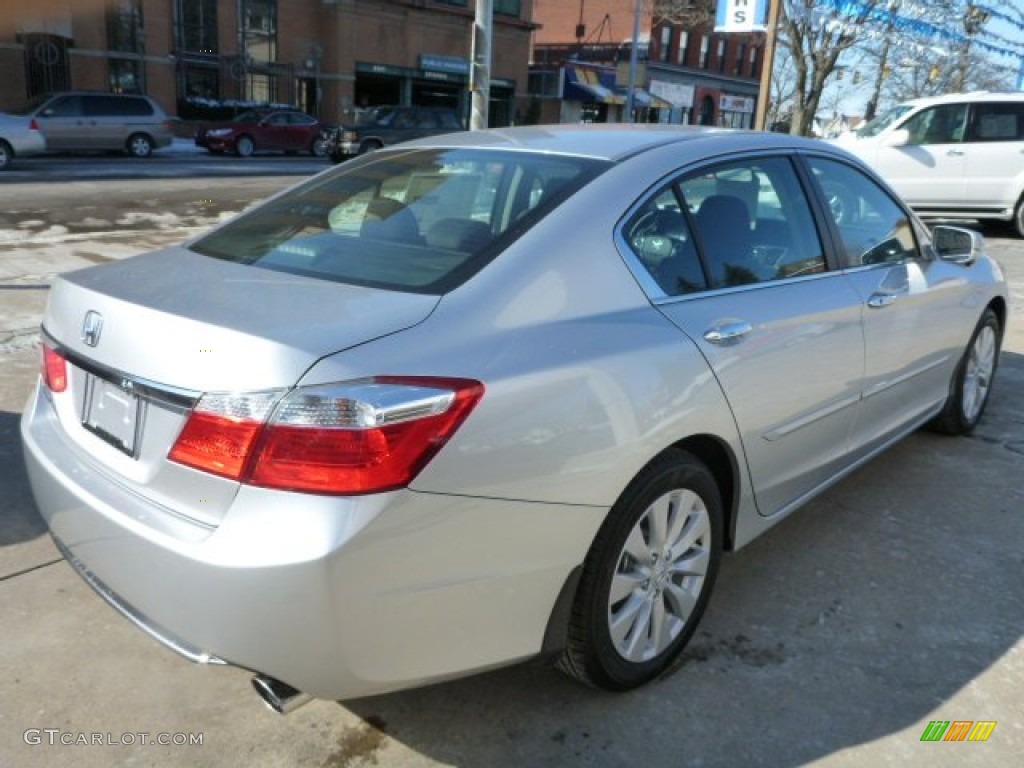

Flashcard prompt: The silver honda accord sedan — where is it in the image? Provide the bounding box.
[21,126,1007,711]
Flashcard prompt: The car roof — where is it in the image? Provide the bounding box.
[399,124,827,162]
[899,91,1024,108]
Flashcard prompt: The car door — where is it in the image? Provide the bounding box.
[962,100,1024,209]
[804,155,977,457]
[872,103,969,207]
[85,95,128,150]
[624,155,867,516]
[258,112,289,150]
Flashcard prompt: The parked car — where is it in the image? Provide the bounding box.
[11,92,172,157]
[0,112,46,169]
[323,104,464,163]
[22,126,1007,713]
[195,109,325,157]
[833,91,1024,236]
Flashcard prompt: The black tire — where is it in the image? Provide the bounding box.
[559,449,723,690]
[0,140,12,170]
[358,139,382,155]
[310,137,327,157]
[328,152,345,164]
[1014,195,1024,239]
[235,135,255,157]
[929,308,1001,435]
[126,133,154,158]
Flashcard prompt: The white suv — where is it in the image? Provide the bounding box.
[834,92,1024,236]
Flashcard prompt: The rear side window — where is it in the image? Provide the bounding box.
[807,156,920,268]
[191,148,609,294]
[971,102,1024,142]
[84,95,154,117]
[623,156,825,295]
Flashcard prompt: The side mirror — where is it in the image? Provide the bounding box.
[931,224,982,266]
[883,128,910,147]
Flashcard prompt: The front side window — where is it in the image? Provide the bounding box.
[808,156,920,268]
[901,104,968,145]
[191,149,609,294]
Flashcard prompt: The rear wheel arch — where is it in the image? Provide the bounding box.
[670,434,739,551]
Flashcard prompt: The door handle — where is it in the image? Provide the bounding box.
[946,149,965,156]
[867,292,896,308]
[703,321,753,345]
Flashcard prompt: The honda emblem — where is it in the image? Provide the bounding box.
[82,311,103,347]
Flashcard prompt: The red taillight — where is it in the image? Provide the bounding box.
[167,411,264,479]
[42,344,68,392]
[168,377,484,494]
[29,118,40,131]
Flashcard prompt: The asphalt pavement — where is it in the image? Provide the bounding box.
[0,172,1021,767]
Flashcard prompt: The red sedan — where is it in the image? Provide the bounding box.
[195,109,325,157]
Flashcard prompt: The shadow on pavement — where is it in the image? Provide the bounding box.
[339,351,1024,767]
[0,410,47,547]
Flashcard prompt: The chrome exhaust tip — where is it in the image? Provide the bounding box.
[251,675,313,714]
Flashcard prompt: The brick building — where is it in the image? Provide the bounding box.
[0,0,535,126]
[529,1,765,127]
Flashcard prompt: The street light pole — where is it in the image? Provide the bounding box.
[470,0,493,130]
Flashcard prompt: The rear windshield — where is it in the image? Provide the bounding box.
[191,148,610,294]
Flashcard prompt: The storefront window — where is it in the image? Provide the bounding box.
[109,59,143,94]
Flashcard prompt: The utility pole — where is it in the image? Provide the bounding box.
[470,0,493,130]
[624,0,642,123]
[754,0,781,130]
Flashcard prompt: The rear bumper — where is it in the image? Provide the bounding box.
[21,381,603,700]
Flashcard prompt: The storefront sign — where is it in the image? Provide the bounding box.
[420,54,470,75]
[649,80,695,109]
[714,0,768,33]
[356,61,416,78]
[720,95,755,113]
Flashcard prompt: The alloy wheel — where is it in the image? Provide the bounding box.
[607,488,711,663]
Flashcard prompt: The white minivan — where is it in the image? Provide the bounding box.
[834,92,1024,236]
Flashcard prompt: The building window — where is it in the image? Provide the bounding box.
[494,0,521,16]
[176,0,218,54]
[717,39,726,73]
[107,0,143,54]
[244,0,277,64]
[699,35,709,68]
[107,0,144,94]
[659,26,671,63]
[677,31,689,65]
[736,43,746,76]
[749,46,759,77]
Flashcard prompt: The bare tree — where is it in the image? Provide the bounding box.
[779,0,885,136]
[651,1,716,26]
